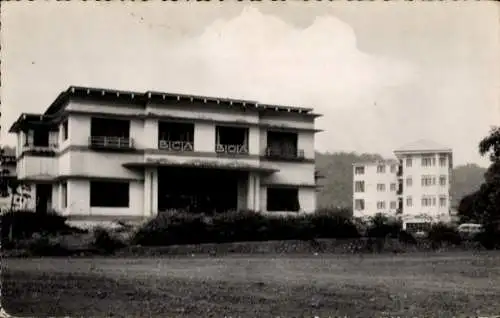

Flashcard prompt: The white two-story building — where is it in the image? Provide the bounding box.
[9,86,321,221]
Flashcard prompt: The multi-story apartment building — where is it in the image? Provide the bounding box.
[352,140,453,230]
[8,86,321,221]
[353,159,400,220]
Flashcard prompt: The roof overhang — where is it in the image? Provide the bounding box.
[8,113,60,133]
[123,160,279,174]
[394,149,452,155]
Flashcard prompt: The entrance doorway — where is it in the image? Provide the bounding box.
[36,184,52,214]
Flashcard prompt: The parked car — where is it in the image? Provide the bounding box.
[457,223,483,239]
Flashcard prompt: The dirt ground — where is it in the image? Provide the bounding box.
[3,251,500,317]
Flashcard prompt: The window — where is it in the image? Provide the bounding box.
[439,196,447,207]
[377,165,386,173]
[421,196,436,207]
[439,155,447,167]
[266,187,300,212]
[439,175,447,186]
[421,175,436,187]
[354,199,365,211]
[422,156,436,167]
[406,196,413,207]
[406,158,412,168]
[406,177,413,187]
[390,201,397,209]
[61,121,68,141]
[158,121,194,151]
[354,181,365,193]
[377,201,386,210]
[216,126,249,154]
[376,183,386,192]
[61,182,67,208]
[90,181,129,207]
[390,165,396,173]
[90,118,130,138]
[354,166,365,175]
[390,183,397,191]
[266,131,299,158]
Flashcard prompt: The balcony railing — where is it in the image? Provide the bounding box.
[22,142,58,153]
[397,166,403,177]
[215,144,249,155]
[89,136,134,150]
[263,147,305,160]
[396,185,403,195]
[158,140,194,152]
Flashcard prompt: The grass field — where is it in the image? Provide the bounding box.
[3,251,500,317]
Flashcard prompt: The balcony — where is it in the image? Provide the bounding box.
[89,136,134,150]
[22,142,58,155]
[263,147,305,161]
[158,140,194,152]
[215,144,249,155]
[396,184,403,195]
[397,165,403,177]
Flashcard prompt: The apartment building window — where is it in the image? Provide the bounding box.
[61,120,68,141]
[406,177,413,187]
[390,165,396,173]
[390,183,397,191]
[390,201,397,209]
[376,183,386,192]
[439,175,447,186]
[354,199,365,211]
[354,181,365,193]
[377,165,386,173]
[422,156,436,167]
[266,131,300,159]
[406,157,412,168]
[439,155,447,167]
[354,166,365,175]
[439,196,447,207]
[267,187,300,212]
[406,196,413,207]
[421,175,436,187]
[90,181,129,208]
[377,201,386,210]
[216,126,249,154]
[421,196,436,207]
[61,182,67,208]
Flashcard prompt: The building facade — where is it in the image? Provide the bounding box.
[352,140,453,230]
[9,86,321,220]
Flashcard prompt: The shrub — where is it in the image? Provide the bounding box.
[1,210,77,246]
[27,234,72,256]
[366,214,402,239]
[91,227,127,254]
[474,226,500,250]
[428,223,462,248]
[132,209,360,246]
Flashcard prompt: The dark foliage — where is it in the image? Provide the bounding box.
[365,214,403,239]
[132,209,360,246]
[427,223,462,248]
[91,227,127,254]
[27,236,72,256]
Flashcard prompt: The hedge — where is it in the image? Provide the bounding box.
[132,210,361,246]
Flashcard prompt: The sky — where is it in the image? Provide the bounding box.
[1,1,499,167]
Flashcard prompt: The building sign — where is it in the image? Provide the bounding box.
[215,144,248,154]
[159,140,193,152]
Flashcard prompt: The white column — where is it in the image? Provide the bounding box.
[144,119,159,149]
[253,174,260,212]
[246,172,255,210]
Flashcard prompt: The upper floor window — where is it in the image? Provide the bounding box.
[439,195,447,207]
[354,166,365,175]
[406,157,412,168]
[406,177,413,187]
[390,183,397,191]
[61,121,68,141]
[376,201,386,210]
[421,196,436,207]
[422,156,436,167]
[439,155,447,167]
[390,201,397,209]
[439,175,447,186]
[89,117,132,149]
[31,128,50,147]
[266,187,300,212]
[265,131,302,159]
[376,183,386,192]
[377,165,386,173]
[354,181,365,193]
[421,175,436,187]
[158,121,194,152]
[390,165,396,173]
[406,196,413,207]
[215,126,249,154]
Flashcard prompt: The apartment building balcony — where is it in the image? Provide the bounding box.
[397,165,403,177]
[22,142,58,156]
[158,140,194,152]
[396,183,403,195]
[89,136,135,151]
[263,147,305,161]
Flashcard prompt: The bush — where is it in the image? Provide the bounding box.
[365,214,402,239]
[1,210,80,247]
[132,209,360,246]
[27,234,72,256]
[428,223,462,248]
[91,227,127,254]
[474,226,500,250]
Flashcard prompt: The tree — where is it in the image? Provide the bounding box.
[457,190,480,223]
[0,147,31,211]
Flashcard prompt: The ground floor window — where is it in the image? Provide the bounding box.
[61,182,67,208]
[266,187,300,212]
[90,181,129,208]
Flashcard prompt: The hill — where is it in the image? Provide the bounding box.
[315,152,487,211]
